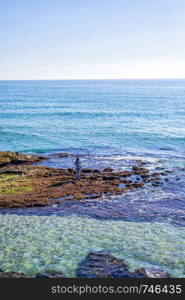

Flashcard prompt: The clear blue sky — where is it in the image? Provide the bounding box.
[0,0,185,79]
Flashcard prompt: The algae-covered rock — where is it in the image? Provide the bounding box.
[0,151,45,167]
[0,151,169,209]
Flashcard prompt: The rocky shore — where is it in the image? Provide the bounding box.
[0,151,177,278]
[0,151,171,208]
[0,251,170,278]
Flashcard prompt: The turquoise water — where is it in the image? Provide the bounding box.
[1,214,185,277]
[0,79,185,156]
[0,79,185,277]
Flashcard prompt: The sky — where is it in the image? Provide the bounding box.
[0,0,185,80]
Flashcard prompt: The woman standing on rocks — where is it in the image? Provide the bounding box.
[75,157,82,180]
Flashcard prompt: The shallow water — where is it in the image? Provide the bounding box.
[0,214,185,277]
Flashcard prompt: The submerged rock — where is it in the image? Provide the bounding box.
[35,270,66,278]
[0,271,28,278]
[76,251,130,278]
[54,152,73,158]
[76,251,170,278]
[103,168,113,172]
[135,268,170,278]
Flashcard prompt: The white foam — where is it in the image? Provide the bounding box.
[95,155,160,163]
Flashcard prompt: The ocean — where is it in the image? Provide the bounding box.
[0,79,185,277]
[0,79,185,156]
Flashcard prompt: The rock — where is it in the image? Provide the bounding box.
[35,270,66,278]
[140,174,150,179]
[152,181,162,186]
[132,182,145,188]
[0,151,46,167]
[132,166,149,174]
[55,153,73,158]
[76,251,170,278]
[93,169,101,174]
[81,168,92,174]
[68,168,74,174]
[102,175,116,181]
[0,271,28,278]
[1,169,24,175]
[76,251,130,278]
[135,268,170,278]
[138,161,147,165]
[118,171,133,177]
[152,172,165,176]
[103,168,113,172]
[0,151,172,209]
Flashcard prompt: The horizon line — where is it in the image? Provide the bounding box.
[0,77,185,81]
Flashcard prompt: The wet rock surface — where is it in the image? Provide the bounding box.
[134,268,170,278]
[76,251,170,278]
[35,270,66,278]
[0,151,46,167]
[0,151,184,227]
[0,271,28,278]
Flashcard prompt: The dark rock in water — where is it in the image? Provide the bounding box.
[138,161,147,165]
[35,270,67,278]
[76,251,130,278]
[155,166,165,170]
[76,251,142,278]
[103,168,113,172]
[0,271,28,278]
[93,169,101,174]
[132,182,145,188]
[152,172,165,176]
[102,175,116,181]
[55,152,73,158]
[81,168,92,174]
[132,166,149,174]
[135,268,170,278]
[76,251,170,278]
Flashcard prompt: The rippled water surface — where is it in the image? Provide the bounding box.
[0,215,185,277]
